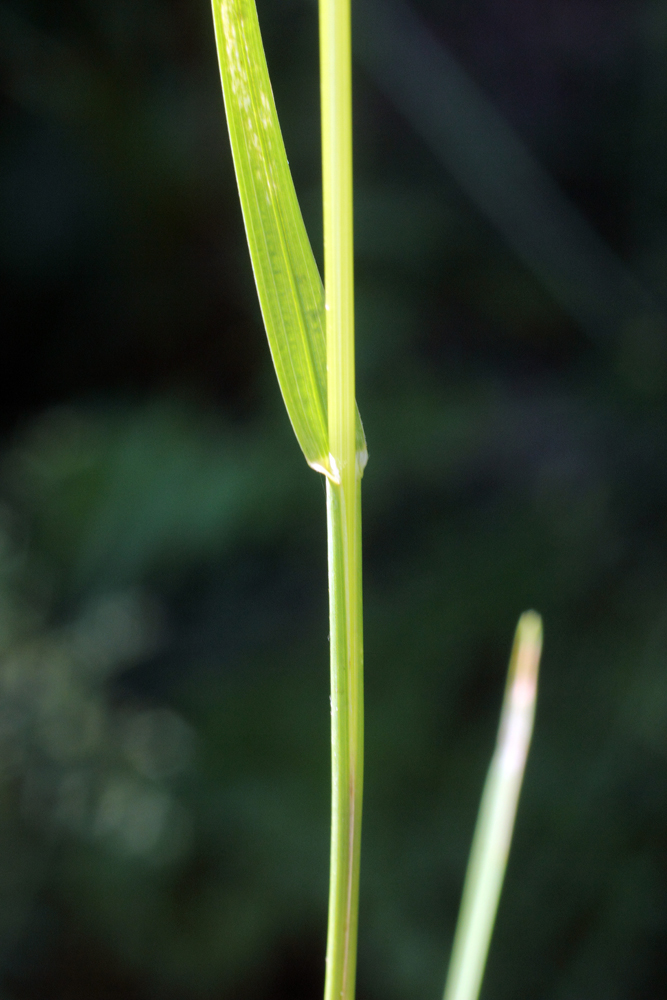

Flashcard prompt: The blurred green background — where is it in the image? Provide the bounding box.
[2,0,667,997]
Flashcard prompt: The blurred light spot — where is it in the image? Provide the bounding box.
[95,777,171,856]
[72,590,163,674]
[122,707,195,780]
[37,697,102,762]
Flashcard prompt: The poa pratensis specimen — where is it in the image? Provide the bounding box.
[210,3,542,999]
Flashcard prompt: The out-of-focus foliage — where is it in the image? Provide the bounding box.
[2,0,667,999]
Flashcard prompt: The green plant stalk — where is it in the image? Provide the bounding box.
[443,611,542,1000]
[325,478,363,1000]
[319,2,364,1000]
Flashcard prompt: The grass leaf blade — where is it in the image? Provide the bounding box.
[212,0,328,474]
[211,0,366,479]
[443,611,542,1000]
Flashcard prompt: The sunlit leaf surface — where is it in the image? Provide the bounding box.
[211,0,366,480]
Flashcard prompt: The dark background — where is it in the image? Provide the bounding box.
[2,0,667,997]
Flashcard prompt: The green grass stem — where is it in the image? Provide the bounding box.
[443,611,542,1000]
[324,476,363,1000]
[319,3,365,1000]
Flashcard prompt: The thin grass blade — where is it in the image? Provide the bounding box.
[443,611,542,1000]
[211,0,366,479]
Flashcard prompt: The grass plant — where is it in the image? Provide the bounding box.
[210,3,541,1000]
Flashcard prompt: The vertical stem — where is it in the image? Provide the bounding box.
[320,0,355,464]
[325,478,363,1000]
[319,2,363,1000]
